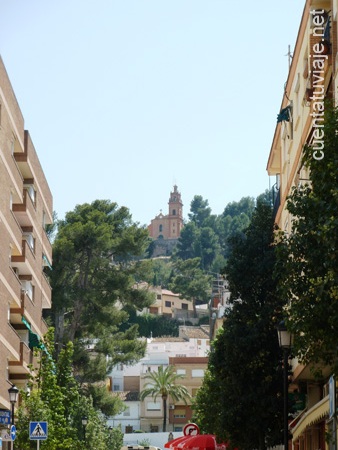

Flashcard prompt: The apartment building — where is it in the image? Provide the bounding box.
[0,57,53,422]
[167,357,208,432]
[108,332,209,433]
[267,1,336,448]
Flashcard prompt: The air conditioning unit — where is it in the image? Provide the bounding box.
[169,404,175,410]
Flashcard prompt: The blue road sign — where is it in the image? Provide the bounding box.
[29,422,48,440]
[10,425,16,441]
[0,410,10,425]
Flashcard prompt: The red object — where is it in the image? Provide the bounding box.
[177,434,218,450]
[164,436,191,448]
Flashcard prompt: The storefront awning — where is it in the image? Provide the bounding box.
[292,396,329,441]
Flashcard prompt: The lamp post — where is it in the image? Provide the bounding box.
[277,321,292,450]
[8,385,19,450]
[82,416,88,443]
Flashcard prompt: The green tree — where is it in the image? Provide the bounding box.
[174,222,200,261]
[50,200,153,413]
[140,365,191,432]
[193,202,284,450]
[129,313,180,337]
[16,330,123,449]
[188,195,212,227]
[169,258,212,316]
[275,101,338,372]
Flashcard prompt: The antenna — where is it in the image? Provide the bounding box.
[285,44,293,69]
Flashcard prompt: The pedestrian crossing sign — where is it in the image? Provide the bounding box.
[29,422,48,440]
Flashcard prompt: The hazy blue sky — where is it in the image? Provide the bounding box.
[0,1,305,226]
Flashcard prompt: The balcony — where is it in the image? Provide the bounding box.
[7,210,23,255]
[12,188,36,228]
[2,321,20,363]
[2,264,22,309]
[11,240,36,274]
[41,272,52,309]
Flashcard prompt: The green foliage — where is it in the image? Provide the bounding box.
[134,258,173,288]
[130,313,180,337]
[188,195,212,226]
[275,101,338,372]
[173,195,259,272]
[49,200,153,414]
[140,365,191,432]
[16,330,123,450]
[193,203,284,450]
[169,258,213,315]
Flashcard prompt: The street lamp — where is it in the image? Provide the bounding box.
[8,385,19,450]
[277,321,293,450]
[82,416,88,442]
[8,385,19,424]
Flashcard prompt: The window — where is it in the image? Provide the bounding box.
[176,369,186,376]
[157,294,161,299]
[182,303,188,310]
[23,233,35,252]
[147,401,161,411]
[25,185,36,204]
[22,281,34,301]
[174,409,186,418]
[172,209,176,215]
[192,369,204,378]
[113,384,120,391]
[165,301,171,308]
[159,224,163,232]
[192,388,199,397]
[123,407,130,416]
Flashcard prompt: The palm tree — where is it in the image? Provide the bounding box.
[140,365,191,432]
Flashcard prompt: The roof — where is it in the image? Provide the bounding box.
[161,289,180,297]
[179,325,210,339]
[150,337,185,342]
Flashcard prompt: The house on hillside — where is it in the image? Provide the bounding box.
[107,331,209,433]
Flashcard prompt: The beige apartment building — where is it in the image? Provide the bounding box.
[139,356,208,433]
[148,287,194,320]
[168,357,208,431]
[267,1,337,448]
[0,57,53,424]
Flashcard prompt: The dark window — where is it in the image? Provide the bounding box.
[165,301,171,308]
[182,303,188,310]
[172,209,176,215]
[159,224,163,232]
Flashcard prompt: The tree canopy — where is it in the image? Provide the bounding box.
[49,200,154,413]
[275,101,338,373]
[140,365,191,432]
[16,330,124,450]
[193,201,284,450]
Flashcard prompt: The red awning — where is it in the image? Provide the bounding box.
[177,434,217,450]
[165,436,191,448]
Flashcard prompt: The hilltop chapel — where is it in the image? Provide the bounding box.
[148,185,183,256]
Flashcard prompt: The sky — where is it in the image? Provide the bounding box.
[0,1,305,226]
